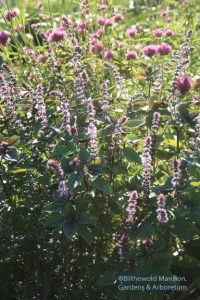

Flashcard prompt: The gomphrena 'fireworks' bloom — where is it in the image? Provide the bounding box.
[157,42,172,55]
[4,8,20,22]
[36,2,44,9]
[93,28,103,39]
[31,23,38,30]
[142,136,152,201]
[48,160,68,198]
[104,50,115,59]
[143,45,158,57]
[0,31,9,46]
[89,38,104,54]
[153,28,164,38]
[125,50,138,61]
[156,194,168,224]
[37,54,47,63]
[172,158,181,194]
[166,29,174,37]
[96,17,105,26]
[49,28,66,42]
[177,76,192,94]
[126,27,137,37]
[114,14,124,22]
[105,18,113,26]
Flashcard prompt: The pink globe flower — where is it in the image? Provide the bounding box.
[49,28,66,42]
[31,23,38,30]
[0,31,9,46]
[165,29,174,37]
[104,50,114,59]
[157,42,172,55]
[153,28,164,38]
[114,14,124,22]
[177,76,192,94]
[38,13,44,19]
[125,50,138,61]
[96,17,105,26]
[13,8,20,17]
[4,10,14,22]
[105,19,113,26]
[93,28,103,39]
[14,24,25,32]
[61,17,72,29]
[126,27,137,37]
[143,45,158,57]
[78,28,86,36]
[89,39,104,54]
[160,10,168,17]
[116,41,124,48]
[166,17,172,23]
[37,54,47,62]
[36,2,44,9]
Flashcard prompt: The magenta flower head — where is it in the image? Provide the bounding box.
[160,10,168,17]
[166,17,172,23]
[114,14,124,22]
[31,23,38,30]
[105,18,113,26]
[125,50,138,61]
[4,10,14,22]
[89,38,104,54]
[158,42,172,55]
[104,50,114,59]
[126,27,137,37]
[0,31,9,46]
[177,76,192,94]
[49,28,66,42]
[143,45,158,58]
[153,28,164,38]
[93,28,103,39]
[36,2,44,9]
[166,29,174,37]
[96,17,105,26]
[37,54,47,62]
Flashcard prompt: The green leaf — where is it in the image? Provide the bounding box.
[68,172,83,192]
[43,202,63,212]
[94,177,113,194]
[79,148,91,164]
[78,212,98,225]
[78,226,93,245]
[123,147,141,164]
[46,212,64,228]
[96,271,116,286]
[170,218,198,240]
[63,223,78,240]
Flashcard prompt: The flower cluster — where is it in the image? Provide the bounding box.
[142,136,152,201]
[172,158,181,194]
[156,194,168,224]
[151,112,161,161]
[101,82,111,123]
[48,159,68,198]
[87,99,99,159]
[50,91,72,134]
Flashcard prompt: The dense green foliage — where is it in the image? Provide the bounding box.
[0,1,200,299]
